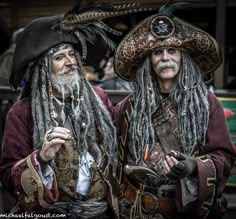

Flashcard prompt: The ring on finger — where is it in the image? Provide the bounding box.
[47,133,53,142]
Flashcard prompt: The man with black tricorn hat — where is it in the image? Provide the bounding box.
[114,1,236,218]
[0,1,155,218]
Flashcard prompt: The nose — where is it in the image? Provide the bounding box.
[65,55,75,65]
[161,49,170,61]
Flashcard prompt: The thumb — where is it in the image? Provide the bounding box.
[169,150,186,160]
[54,144,62,153]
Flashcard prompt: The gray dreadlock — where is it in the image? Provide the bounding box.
[129,51,209,163]
[129,57,156,163]
[21,50,117,164]
[172,52,209,154]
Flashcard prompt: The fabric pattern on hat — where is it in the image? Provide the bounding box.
[114,14,222,81]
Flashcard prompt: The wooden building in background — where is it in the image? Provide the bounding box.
[0,0,235,89]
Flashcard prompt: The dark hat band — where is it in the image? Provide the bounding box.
[46,43,73,56]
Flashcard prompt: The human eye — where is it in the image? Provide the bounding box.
[54,55,63,61]
[153,49,163,56]
[69,51,75,57]
[168,48,176,54]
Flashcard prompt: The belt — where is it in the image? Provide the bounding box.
[123,178,177,217]
[51,200,108,218]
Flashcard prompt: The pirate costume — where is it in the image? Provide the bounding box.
[113,1,236,219]
[0,1,156,218]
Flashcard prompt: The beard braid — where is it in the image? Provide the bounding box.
[29,54,117,165]
[130,53,209,163]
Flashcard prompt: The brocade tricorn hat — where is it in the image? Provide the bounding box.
[114,2,222,81]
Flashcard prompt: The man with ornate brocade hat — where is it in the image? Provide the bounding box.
[114,1,236,219]
[0,2,155,218]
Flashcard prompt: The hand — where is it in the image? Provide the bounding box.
[163,150,197,179]
[40,127,72,162]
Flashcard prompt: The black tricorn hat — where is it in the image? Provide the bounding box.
[10,14,108,89]
[10,1,158,89]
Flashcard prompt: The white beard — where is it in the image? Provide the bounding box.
[51,70,80,96]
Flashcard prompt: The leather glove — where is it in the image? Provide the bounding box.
[165,150,197,179]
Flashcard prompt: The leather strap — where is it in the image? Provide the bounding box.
[152,104,181,154]
[123,178,177,217]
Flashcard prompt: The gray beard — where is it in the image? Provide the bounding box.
[51,71,80,96]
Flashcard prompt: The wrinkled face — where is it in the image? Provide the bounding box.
[51,46,80,96]
[52,47,77,75]
[151,47,181,81]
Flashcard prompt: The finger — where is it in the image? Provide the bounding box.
[47,132,72,141]
[53,127,71,134]
[169,150,185,160]
[169,156,179,165]
[43,139,66,151]
[48,138,66,146]
[165,155,175,168]
[168,150,177,157]
[163,160,171,173]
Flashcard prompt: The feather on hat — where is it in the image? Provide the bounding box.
[10,0,157,89]
[114,1,222,81]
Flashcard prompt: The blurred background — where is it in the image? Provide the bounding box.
[0,1,235,217]
[0,0,235,89]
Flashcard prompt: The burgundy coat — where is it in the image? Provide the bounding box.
[114,91,236,218]
[0,86,114,211]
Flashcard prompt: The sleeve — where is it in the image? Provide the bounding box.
[176,93,236,218]
[113,94,133,184]
[114,94,133,136]
[0,99,59,211]
[102,89,115,116]
[93,86,114,116]
[12,151,59,211]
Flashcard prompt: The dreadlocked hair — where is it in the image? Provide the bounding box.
[71,77,117,163]
[129,52,209,163]
[31,56,53,145]
[21,51,117,164]
[171,52,209,154]
[129,57,157,163]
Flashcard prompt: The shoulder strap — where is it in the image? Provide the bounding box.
[152,106,181,154]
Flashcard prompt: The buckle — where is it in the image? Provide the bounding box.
[141,192,159,215]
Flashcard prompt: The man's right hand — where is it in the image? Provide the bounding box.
[40,127,72,162]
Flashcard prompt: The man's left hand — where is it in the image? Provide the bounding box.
[163,150,197,179]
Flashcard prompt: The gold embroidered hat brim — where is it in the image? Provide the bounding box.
[114,15,222,81]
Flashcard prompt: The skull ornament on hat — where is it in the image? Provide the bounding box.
[114,3,222,81]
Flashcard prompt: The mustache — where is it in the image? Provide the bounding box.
[56,65,79,75]
[156,61,178,72]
